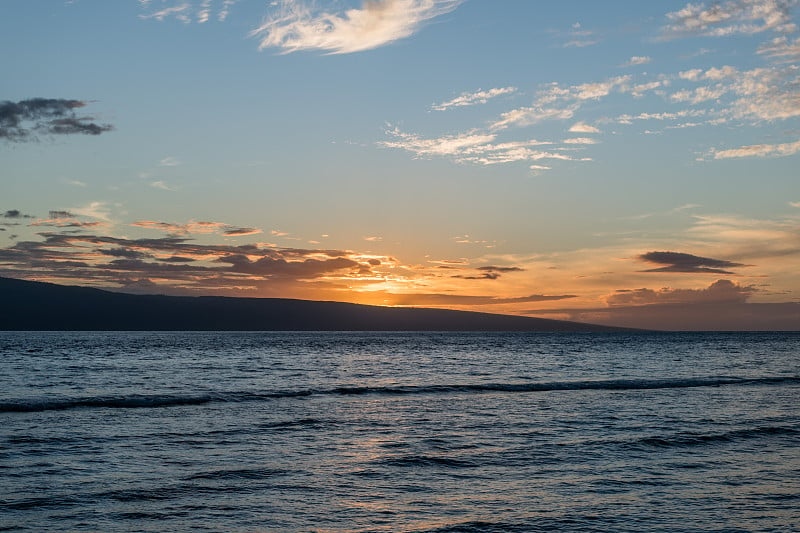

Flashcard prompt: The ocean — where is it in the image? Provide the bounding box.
[1,331,798,532]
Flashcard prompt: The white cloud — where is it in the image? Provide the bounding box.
[151,180,176,190]
[626,80,664,97]
[662,0,797,38]
[563,137,598,145]
[758,35,800,62]
[380,127,589,166]
[138,0,239,23]
[574,75,631,99]
[622,55,652,67]
[432,87,517,111]
[563,39,600,48]
[380,127,496,157]
[71,201,114,222]
[251,0,463,54]
[569,122,601,133]
[789,201,800,207]
[139,3,192,23]
[710,139,800,159]
[159,156,182,167]
[490,105,578,131]
[679,68,704,81]
[669,65,800,121]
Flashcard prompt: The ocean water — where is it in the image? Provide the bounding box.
[1,331,798,532]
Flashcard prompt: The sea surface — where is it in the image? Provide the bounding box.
[1,331,798,532]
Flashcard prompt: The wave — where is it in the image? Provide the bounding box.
[2,376,797,413]
[633,424,800,449]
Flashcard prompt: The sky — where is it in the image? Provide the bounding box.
[1,0,799,330]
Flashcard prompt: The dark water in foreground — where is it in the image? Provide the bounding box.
[1,331,798,532]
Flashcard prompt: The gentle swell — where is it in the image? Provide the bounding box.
[2,376,797,413]
[633,424,800,449]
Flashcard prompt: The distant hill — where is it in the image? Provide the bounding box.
[0,276,629,331]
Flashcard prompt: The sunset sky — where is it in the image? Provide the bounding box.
[2,0,799,329]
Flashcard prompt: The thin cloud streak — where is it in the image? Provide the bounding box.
[711,139,800,158]
[432,87,517,111]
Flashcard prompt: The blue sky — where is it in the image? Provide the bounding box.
[1,0,799,329]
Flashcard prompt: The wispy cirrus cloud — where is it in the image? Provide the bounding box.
[561,22,600,48]
[251,0,463,54]
[138,0,239,23]
[432,87,517,111]
[661,0,797,39]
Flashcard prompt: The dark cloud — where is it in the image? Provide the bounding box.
[606,279,757,306]
[3,210,34,219]
[476,266,524,273]
[49,210,75,219]
[454,265,525,280]
[0,230,378,293]
[98,248,151,260]
[0,98,113,141]
[223,227,262,236]
[454,272,501,280]
[30,220,107,228]
[638,251,745,274]
[524,280,796,331]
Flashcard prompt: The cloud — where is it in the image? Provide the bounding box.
[607,279,757,305]
[710,139,800,158]
[133,219,263,237]
[71,202,114,222]
[526,281,800,331]
[661,0,797,39]
[132,220,228,235]
[568,122,600,133]
[432,87,517,111]
[138,0,240,23]
[489,76,630,131]
[452,265,525,280]
[560,21,600,48]
[150,181,176,191]
[251,0,463,54]
[563,137,598,145]
[621,55,652,67]
[3,210,34,219]
[381,127,590,167]
[0,230,388,294]
[563,39,600,48]
[223,227,263,236]
[637,251,746,274]
[0,99,113,142]
[758,35,800,62]
[489,105,579,131]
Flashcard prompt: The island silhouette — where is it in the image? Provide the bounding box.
[0,276,629,331]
